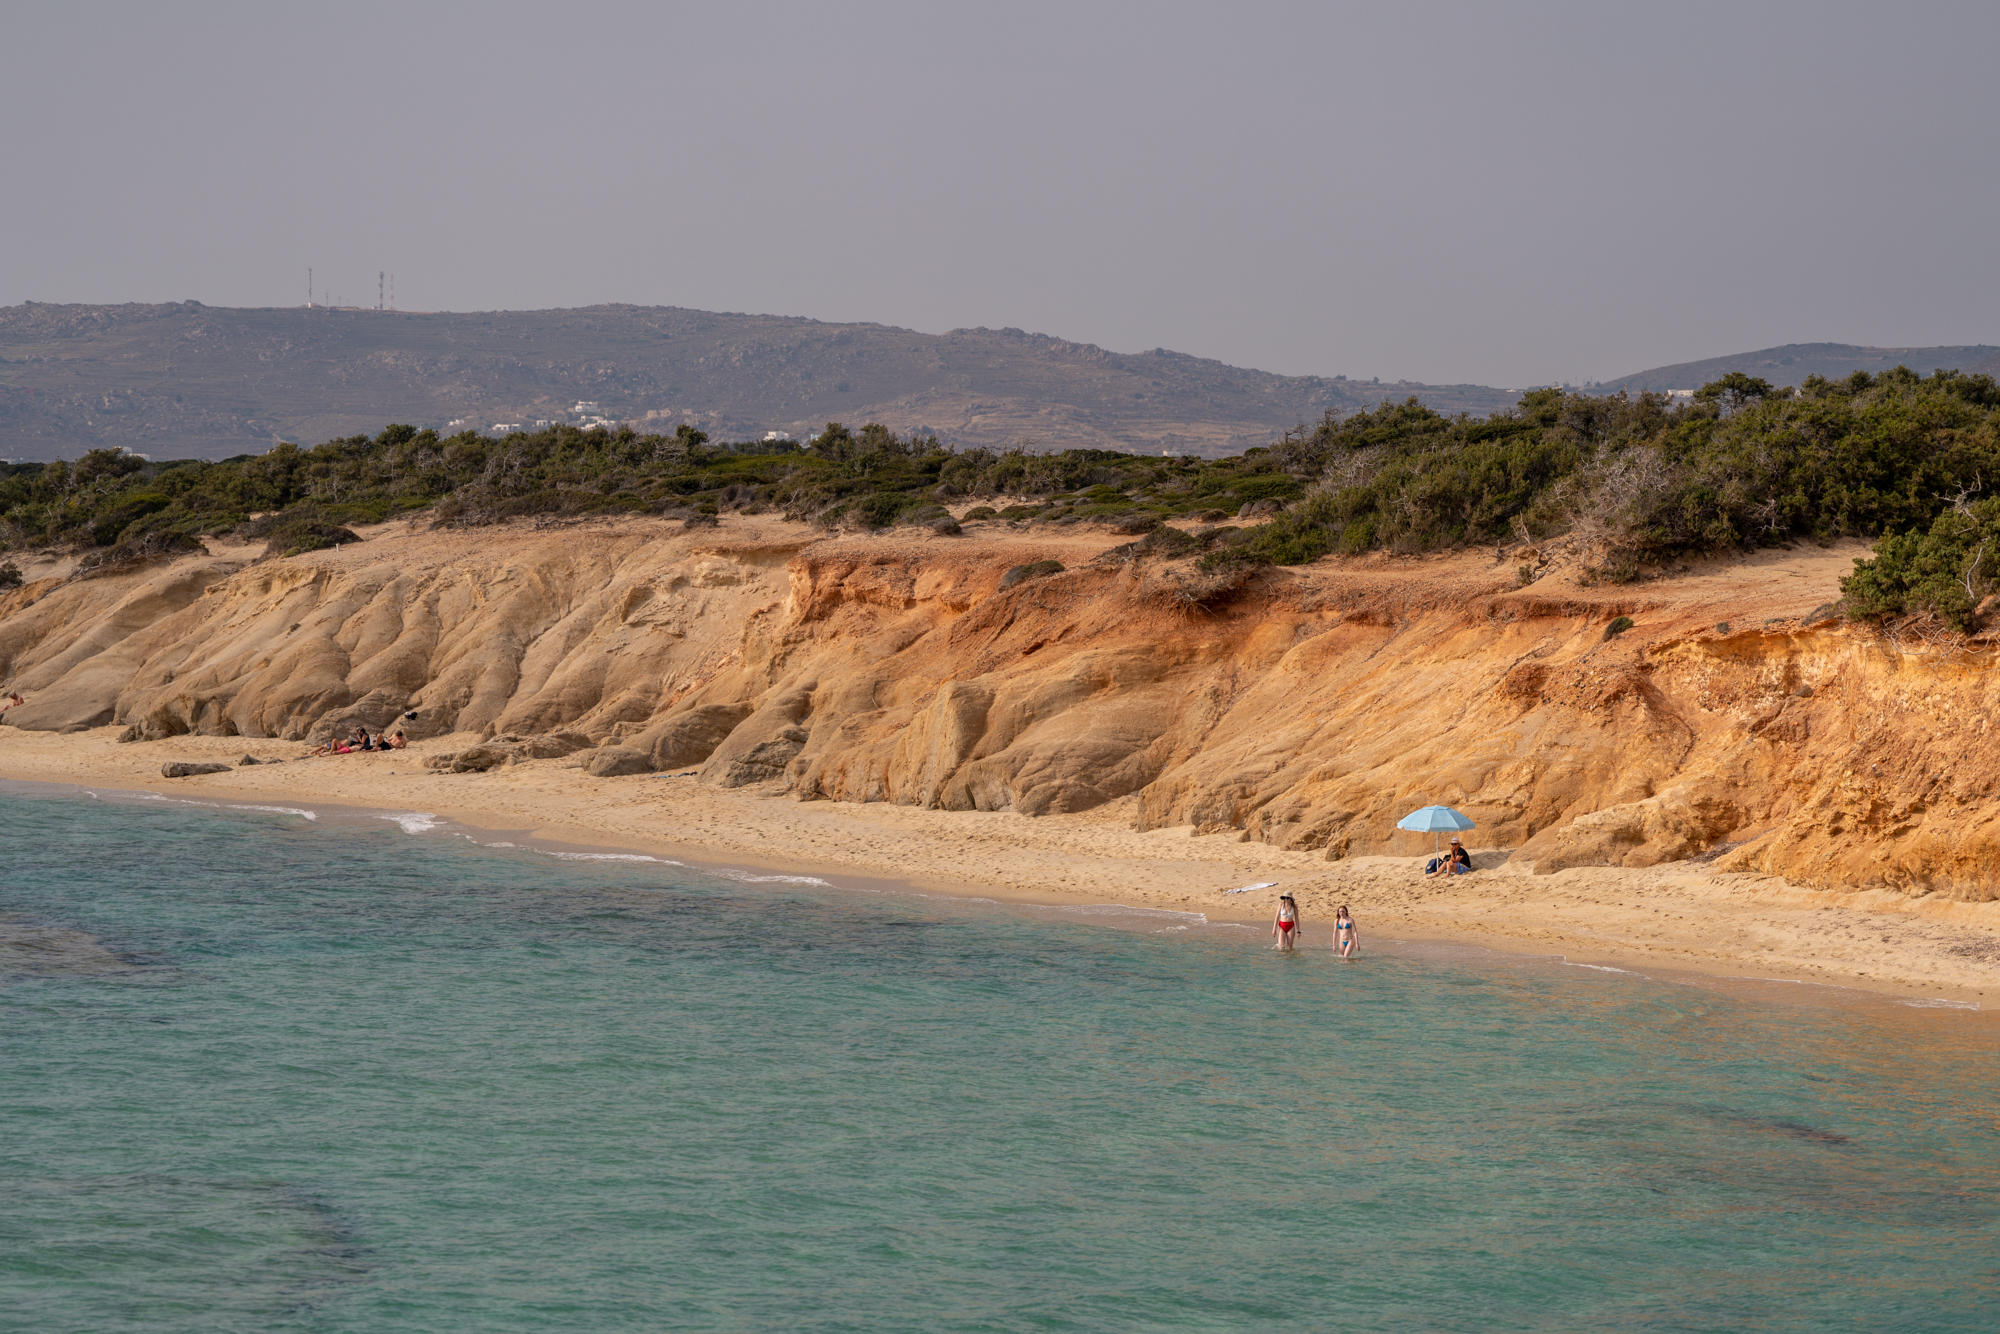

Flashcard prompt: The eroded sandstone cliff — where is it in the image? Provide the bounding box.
[2,516,1995,900]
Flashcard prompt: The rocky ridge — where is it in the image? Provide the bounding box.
[0,302,1521,461]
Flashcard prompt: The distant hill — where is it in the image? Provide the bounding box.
[0,301,1522,462]
[1602,342,2000,393]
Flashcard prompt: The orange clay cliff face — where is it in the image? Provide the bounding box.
[2,513,1996,901]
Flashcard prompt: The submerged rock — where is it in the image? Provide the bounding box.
[1,916,154,979]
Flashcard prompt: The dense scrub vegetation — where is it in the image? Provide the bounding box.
[1234,367,2000,626]
[3,366,1997,627]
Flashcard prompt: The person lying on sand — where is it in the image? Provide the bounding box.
[1271,892,1301,951]
[386,731,408,749]
[1426,838,1473,878]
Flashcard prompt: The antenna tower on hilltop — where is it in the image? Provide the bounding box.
[389,274,395,312]
[378,272,385,312]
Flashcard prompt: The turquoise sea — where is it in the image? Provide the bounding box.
[2,781,1995,1332]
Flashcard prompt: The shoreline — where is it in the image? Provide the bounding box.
[4,727,1998,1011]
[19,770,1990,1023]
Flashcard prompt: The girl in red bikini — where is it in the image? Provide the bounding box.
[1271,893,1301,952]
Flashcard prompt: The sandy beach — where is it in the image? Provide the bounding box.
[4,723,1997,1009]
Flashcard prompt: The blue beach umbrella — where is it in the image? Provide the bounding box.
[1397,804,1476,855]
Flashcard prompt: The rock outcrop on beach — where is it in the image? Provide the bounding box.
[160,760,231,777]
[2,514,1997,900]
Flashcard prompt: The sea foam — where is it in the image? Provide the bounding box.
[1054,903,1210,925]
[717,870,830,885]
[542,850,666,863]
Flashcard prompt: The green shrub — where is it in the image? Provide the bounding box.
[848,492,912,528]
[322,497,397,527]
[1842,504,1998,629]
[72,529,205,579]
[999,559,1064,589]
[1603,615,1635,641]
[267,520,360,557]
[1222,474,1302,504]
[91,492,173,546]
[1102,511,1160,534]
[1100,526,1204,564]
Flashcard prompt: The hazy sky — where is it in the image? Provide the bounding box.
[6,1,1997,386]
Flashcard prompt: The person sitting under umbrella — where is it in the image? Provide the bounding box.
[1426,837,1473,877]
[1399,804,1475,871]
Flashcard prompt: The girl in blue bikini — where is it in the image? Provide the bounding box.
[1334,905,1358,959]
